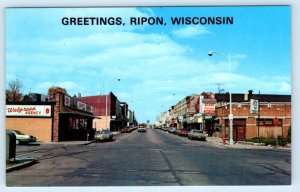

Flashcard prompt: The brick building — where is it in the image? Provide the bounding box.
[214,92,291,141]
[78,92,128,132]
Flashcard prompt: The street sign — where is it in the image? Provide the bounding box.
[204,115,212,120]
[250,99,259,114]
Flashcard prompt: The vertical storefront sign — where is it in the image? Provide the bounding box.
[199,95,204,114]
[64,95,70,106]
[250,99,259,114]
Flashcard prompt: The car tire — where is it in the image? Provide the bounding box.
[16,139,20,145]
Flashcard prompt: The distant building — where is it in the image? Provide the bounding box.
[159,90,291,141]
[78,92,130,131]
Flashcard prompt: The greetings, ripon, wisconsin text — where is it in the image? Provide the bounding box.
[61,16,234,26]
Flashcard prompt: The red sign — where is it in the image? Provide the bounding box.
[204,103,215,115]
[273,117,279,126]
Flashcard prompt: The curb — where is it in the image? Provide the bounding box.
[6,159,38,173]
[83,140,95,145]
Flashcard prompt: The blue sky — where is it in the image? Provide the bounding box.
[5,6,291,123]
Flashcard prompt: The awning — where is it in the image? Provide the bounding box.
[60,108,100,119]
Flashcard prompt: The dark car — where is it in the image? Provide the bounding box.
[121,127,131,133]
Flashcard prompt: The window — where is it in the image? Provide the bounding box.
[257,118,282,126]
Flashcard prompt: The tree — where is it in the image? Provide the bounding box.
[6,79,23,101]
[48,86,68,99]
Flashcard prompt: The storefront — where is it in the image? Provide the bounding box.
[6,92,97,142]
[214,93,291,141]
[6,102,55,142]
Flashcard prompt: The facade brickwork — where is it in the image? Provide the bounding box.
[216,100,291,140]
[52,93,60,142]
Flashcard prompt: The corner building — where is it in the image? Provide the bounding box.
[6,92,96,142]
[214,92,291,141]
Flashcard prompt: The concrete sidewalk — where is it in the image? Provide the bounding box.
[35,132,122,146]
[37,140,95,145]
[206,136,291,150]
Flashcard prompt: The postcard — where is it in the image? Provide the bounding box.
[5,6,291,187]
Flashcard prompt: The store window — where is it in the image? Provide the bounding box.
[257,118,282,126]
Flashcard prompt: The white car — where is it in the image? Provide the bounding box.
[188,129,206,141]
[137,126,146,132]
[95,130,113,142]
[7,129,37,145]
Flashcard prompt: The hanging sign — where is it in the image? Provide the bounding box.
[250,99,259,114]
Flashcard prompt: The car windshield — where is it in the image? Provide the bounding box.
[14,130,24,135]
[193,130,203,133]
[102,130,111,133]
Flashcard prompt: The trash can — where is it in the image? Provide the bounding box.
[6,131,16,162]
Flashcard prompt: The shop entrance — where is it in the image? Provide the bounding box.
[59,114,94,141]
[224,118,246,141]
[233,119,246,141]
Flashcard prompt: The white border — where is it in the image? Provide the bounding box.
[1,1,299,192]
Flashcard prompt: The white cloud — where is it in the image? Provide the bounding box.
[7,20,291,123]
[232,54,247,60]
[279,82,291,93]
[172,25,211,38]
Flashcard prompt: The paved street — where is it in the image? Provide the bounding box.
[6,128,291,186]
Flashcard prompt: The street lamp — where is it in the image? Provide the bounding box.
[105,78,121,129]
[208,51,234,145]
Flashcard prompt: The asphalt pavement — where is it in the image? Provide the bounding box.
[6,128,291,186]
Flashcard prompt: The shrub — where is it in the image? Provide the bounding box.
[241,136,289,146]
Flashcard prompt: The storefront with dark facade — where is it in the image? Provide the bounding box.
[53,93,96,141]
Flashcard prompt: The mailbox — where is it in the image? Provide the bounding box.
[6,131,16,162]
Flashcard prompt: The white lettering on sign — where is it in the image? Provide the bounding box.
[204,103,215,115]
[6,105,52,117]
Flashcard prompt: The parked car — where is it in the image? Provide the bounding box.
[6,129,37,145]
[137,125,146,132]
[168,127,177,134]
[188,129,206,141]
[177,129,189,137]
[121,127,131,133]
[95,130,113,142]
